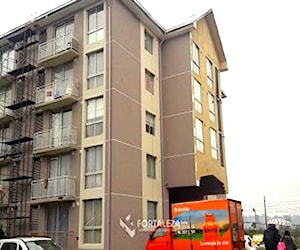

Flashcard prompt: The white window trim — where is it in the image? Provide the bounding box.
[193,78,202,113]
[208,93,216,122]
[210,128,218,160]
[195,118,204,152]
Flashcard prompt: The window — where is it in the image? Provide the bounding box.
[195,119,204,152]
[50,110,72,147]
[145,69,155,94]
[55,20,74,54]
[0,85,11,115]
[210,128,218,159]
[146,154,156,179]
[207,59,213,88]
[88,4,104,44]
[151,226,167,239]
[53,62,73,98]
[144,29,153,54]
[49,154,70,178]
[208,93,215,122]
[84,199,102,243]
[1,243,17,250]
[87,50,104,89]
[85,145,103,188]
[192,42,200,74]
[147,201,157,220]
[0,49,15,75]
[47,203,69,242]
[146,111,155,135]
[86,97,104,137]
[193,79,201,112]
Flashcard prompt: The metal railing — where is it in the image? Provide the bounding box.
[35,78,79,105]
[33,125,77,152]
[31,175,76,200]
[38,32,79,61]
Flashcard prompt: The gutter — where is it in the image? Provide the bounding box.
[159,32,167,219]
[106,0,112,250]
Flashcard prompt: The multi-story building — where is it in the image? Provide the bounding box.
[0,0,229,249]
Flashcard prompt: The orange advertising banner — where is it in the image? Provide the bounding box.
[171,199,241,250]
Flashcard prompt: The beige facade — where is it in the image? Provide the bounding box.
[0,1,229,250]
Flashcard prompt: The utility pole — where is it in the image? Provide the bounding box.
[264,196,268,229]
[252,208,257,232]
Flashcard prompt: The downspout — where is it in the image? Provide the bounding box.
[106,0,112,249]
[159,32,166,219]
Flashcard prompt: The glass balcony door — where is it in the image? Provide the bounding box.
[47,203,69,248]
[55,21,74,54]
[50,110,72,147]
[53,63,73,98]
[49,154,70,197]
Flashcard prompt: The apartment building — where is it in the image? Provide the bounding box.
[0,0,228,249]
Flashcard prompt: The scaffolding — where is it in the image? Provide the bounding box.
[0,25,39,237]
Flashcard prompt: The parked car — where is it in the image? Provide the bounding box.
[0,237,61,250]
[245,235,257,250]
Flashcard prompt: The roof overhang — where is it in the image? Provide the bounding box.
[204,10,228,72]
[1,1,228,72]
[0,0,99,43]
[164,9,228,72]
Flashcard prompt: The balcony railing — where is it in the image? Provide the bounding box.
[35,78,79,109]
[33,126,77,155]
[31,175,76,201]
[30,231,75,250]
[38,33,79,67]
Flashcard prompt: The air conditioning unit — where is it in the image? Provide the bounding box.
[65,87,72,95]
[45,88,53,102]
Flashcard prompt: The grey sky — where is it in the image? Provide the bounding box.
[1,0,299,216]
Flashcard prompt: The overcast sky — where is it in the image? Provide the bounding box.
[1,0,299,217]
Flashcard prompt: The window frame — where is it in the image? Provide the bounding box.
[87,50,104,89]
[147,200,157,220]
[208,93,216,122]
[145,69,155,94]
[85,145,103,189]
[210,128,218,160]
[87,4,104,44]
[144,29,153,54]
[207,58,214,88]
[192,42,200,74]
[83,199,102,244]
[146,154,156,179]
[146,111,155,135]
[86,97,104,137]
[193,78,202,112]
[195,118,204,152]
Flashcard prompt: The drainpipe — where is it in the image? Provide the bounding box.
[106,0,112,249]
[159,32,166,219]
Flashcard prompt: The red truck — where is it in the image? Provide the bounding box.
[146,198,245,250]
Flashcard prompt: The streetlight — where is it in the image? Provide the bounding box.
[252,208,257,231]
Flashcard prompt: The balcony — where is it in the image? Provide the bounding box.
[31,175,76,203]
[35,78,79,111]
[38,33,79,67]
[33,126,77,156]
